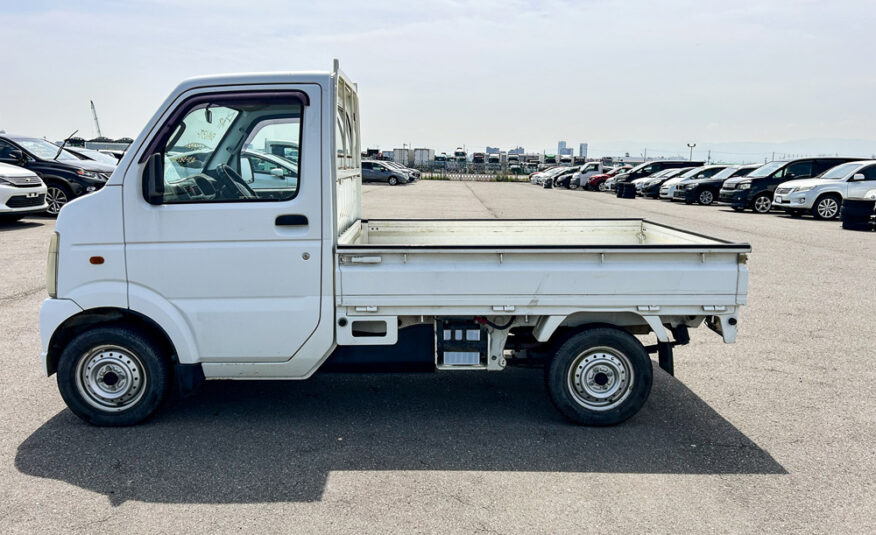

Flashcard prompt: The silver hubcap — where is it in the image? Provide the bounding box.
[75,345,147,412]
[817,198,839,219]
[754,196,771,213]
[598,183,606,191]
[567,347,634,411]
[700,190,713,204]
[46,187,68,215]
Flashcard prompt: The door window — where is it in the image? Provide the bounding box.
[861,165,876,181]
[149,93,302,204]
[780,161,812,180]
[0,139,19,161]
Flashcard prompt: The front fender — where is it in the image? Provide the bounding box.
[127,283,200,364]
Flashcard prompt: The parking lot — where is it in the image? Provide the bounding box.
[1,180,874,533]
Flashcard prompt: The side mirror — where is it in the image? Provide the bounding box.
[142,153,165,205]
[851,173,865,181]
[270,167,284,177]
[9,149,25,163]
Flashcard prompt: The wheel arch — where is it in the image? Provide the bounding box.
[45,307,177,376]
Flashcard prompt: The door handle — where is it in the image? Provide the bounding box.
[275,214,308,226]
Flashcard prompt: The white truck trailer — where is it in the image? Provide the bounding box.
[39,61,751,426]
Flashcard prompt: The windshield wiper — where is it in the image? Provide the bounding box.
[54,129,78,160]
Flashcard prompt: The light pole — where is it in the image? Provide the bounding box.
[687,143,696,161]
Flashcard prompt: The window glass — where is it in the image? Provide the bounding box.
[861,165,876,180]
[0,139,17,159]
[152,96,301,204]
[782,161,812,180]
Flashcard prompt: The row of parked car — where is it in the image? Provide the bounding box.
[362,159,421,185]
[531,157,876,221]
[0,133,119,220]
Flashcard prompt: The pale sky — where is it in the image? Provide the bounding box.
[1,0,875,159]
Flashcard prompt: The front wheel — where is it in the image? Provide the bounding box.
[545,328,653,426]
[698,189,715,205]
[388,176,398,186]
[753,193,773,214]
[812,195,841,220]
[597,182,607,192]
[57,326,171,426]
[45,183,72,216]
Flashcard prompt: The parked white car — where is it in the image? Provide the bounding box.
[0,162,48,221]
[772,160,876,219]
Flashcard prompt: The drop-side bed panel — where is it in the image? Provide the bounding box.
[336,219,751,312]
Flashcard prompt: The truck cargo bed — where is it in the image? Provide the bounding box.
[338,219,748,249]
[336,219,751,318]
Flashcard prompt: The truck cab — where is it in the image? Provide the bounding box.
[40,62,751,428]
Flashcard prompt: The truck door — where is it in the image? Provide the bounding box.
[123,88,323,362]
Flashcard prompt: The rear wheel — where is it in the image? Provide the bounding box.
[545,328,653,426]
[812,194,841,220]
[698,189,715,205]
[57,326,171,426]
[753,193,773,214]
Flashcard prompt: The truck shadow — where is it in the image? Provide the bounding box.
[15,367,785,505]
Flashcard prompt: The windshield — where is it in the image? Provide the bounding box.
[711,166,740,180]
[679,167,705,179]
[820,162,860,180]
[747,161,786,178]
[12,137,79,161]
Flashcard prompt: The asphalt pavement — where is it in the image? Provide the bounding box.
[1,181,873,533]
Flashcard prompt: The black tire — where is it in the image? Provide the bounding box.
[842,220,873,231]
[45,182,72,216]
[732,206,746,212]
[545,327,653,426]
[752,193,773,214]
[388,176,398,186]
[698,189,715,206]
[57,326,172,426]
[812,194,841,220]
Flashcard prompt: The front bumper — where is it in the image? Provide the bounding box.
[772,191,814,210]
[674,188,696,202]
[719,188,752,208]
[39,298,84,376]
[1,184,49,214]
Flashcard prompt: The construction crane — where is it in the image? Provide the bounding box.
[90,100,103,138]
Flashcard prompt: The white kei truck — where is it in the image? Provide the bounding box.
[39,61,751,426]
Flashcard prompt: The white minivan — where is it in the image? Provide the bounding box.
[773,160,876,219]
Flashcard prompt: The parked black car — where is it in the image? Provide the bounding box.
[613,160,705,188]
[719,157,858,213]
[675,164,760,205]
[640,167,693,198]
[0,134,115,215]
[549,167,579,188]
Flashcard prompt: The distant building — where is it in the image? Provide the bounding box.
[485,146,500,154]
[508,146,524,155]
[558,141,567,155]
[579,143,588,158]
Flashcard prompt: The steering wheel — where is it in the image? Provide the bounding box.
[216,164,257,199]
